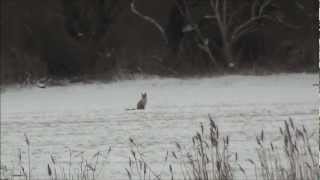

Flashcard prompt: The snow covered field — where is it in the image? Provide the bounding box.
[1,73,318,179]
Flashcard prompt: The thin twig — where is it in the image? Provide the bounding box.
[130,0,168,44]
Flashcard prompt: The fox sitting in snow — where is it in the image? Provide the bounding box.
[137,92,147,109]
[126,92,147,110]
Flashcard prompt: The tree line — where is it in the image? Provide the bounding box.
[1,0,318,83]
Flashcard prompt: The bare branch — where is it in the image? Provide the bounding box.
[231,16,267,42]
[227,4,249,27]
[251,0,259,17]
[209,0,219,18]
[173,0,186,17]
[232,25,259,43]
[232,14,300,43]
[222,0,227,24]
[215,0,220,15]
[267,14,301,29]
[197,42,219,68]
[130,0,168,44]
[231,16,263,42]
[232,0,301,42]
[259,0,273,16]
[177,0,220,68]
[210,0,225,31]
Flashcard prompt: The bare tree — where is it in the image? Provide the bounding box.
[210,0,274,67]
[178,0,299,68]
[129,0,299,70]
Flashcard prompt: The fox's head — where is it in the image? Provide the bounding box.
[141,92,147,99]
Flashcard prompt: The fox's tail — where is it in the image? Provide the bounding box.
[125,108,137,111]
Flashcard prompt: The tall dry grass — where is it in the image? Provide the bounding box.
[1,116,318,180]
[1,134,111,180]
[253,118,319,180]
[46,146,111,180]
[168,115,236,180]
[126,115,319,180]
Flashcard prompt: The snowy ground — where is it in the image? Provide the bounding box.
[1,73,318,179]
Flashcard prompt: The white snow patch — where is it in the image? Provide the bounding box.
[1,73,318,179]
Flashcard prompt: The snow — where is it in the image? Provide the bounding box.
[1,73,318,179]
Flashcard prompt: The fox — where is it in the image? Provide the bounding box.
[126,92,147,110]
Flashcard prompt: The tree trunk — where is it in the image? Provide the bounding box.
[217,20,233,67]
[223,41,233,67]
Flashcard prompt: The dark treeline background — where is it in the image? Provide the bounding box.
[1,0,318,84]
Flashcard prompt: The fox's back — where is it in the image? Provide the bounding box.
[137,93,147,109]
